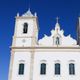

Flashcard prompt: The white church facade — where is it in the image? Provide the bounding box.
[8,9,80,80]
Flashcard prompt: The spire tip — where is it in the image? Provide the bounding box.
[56,17,59,23]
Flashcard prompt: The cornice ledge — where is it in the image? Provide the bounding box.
[10,46,80,49]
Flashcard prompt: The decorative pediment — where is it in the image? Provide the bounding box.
[22,9,33,17]
[39,18,77,46]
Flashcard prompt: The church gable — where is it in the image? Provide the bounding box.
[39,18,77,46]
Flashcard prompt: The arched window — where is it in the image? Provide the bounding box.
[55,63,60,75]
[69,63,75,75]
[23,23,28,33]
[40,63,46,75]
[18,63,24,75]
[56,37,60,45]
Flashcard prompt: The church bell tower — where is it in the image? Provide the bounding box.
[12,9,38,47]
[8,9,39,80]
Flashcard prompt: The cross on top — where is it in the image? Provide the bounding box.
[56,17,59,23]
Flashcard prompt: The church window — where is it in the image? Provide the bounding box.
[18,63,24,75]
[23,23,28,33]
[40,63,46,75]
[55,63,60,75]
[69,63,75,75]
[56,37,60,45]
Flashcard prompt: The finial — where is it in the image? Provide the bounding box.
[34,12,37,17]
[55,17,60,31]
[28,7,30,12]
[28,3,31,11]
[17,13,19,17]
[56,17,59,23]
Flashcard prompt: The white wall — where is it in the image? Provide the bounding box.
[15,19,34,37]
[33,51,80,80]
[15,38,32,47]
[11,51,80,80]
[11,52,31,80]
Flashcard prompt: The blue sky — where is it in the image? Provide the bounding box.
[0,0,80,80]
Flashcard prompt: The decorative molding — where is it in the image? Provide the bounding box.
[54,60,61,63]
[11,46,80,49]
[11,49,80,52]
[68,60,75,63]
[10,46,80,53]
[19,60,25,63]
[40,60,47,63]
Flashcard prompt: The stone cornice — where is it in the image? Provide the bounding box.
[10,46,80,49]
